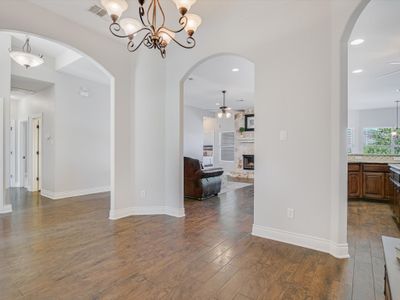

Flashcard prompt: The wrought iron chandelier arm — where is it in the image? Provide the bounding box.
[158,16,188,34]
[127,32,152,52]
[156,0,166,29]
[110,23,151,39]
[146,0,155,31]
[139,6,150,28]
[159,31,196,49]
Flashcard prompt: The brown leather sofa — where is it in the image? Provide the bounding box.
[184,157,224,200]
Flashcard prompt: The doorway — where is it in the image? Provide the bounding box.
[30,116,41,192]
[182,54,255,208]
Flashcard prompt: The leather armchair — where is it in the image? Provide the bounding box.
[184,157,224,200]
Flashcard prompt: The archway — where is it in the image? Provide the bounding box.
[179,53,255,214]
[0,29,116,214]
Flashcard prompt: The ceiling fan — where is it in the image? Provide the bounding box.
[218,90,232,119]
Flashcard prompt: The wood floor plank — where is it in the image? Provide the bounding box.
[0,188,399,299]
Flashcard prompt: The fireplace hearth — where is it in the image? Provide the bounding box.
[243,155,254,170]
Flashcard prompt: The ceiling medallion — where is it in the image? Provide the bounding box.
[101,0,202,58]
[9,37,44,69]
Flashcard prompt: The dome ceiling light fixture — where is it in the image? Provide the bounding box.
[9,37,44,69]
[101,0,202,58]
[218,90,232,119]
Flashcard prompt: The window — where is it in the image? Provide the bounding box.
[347,128,354,154]
[220,131,234,161]
[363,127,400,155]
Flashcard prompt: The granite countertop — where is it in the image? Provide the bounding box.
[348,154,400,164]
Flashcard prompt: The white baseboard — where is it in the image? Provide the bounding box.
[0,204,12,214]
[41,186,110,200]
[109,206,186,220]
[252,224,349,259]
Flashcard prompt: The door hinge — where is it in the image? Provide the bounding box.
[36,151,39,155]
[36,125,39,129]
[36,177,39,181]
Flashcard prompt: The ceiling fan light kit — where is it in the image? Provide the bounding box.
[101,0,202,58]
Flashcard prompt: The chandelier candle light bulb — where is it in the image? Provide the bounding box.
[101,0,128,22]
[120,18,143,37]
[185,14,202,36]
[102,0,201,58]
[173,0,197,15]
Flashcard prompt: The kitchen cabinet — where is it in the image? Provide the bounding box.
[348,163,390,201]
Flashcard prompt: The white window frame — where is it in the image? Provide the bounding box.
[220,131,235,162]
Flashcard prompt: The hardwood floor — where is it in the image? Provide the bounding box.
[0,187,399,299]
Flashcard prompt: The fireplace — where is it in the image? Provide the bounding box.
[243,155,255,170]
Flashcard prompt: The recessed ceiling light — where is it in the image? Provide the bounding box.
[350,39,365,46]
[396,89,400,92]
[390,62,400,65]
[352,69,364,74]
[232,68,240,72]
[216,102,220,106]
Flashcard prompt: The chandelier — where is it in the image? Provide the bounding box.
[101,0,202,58]
[9,38,44,69]
[218,91,232,119]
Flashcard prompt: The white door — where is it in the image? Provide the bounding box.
[31,118,41,192]
[20,121,28,188]
[9,120,16,187]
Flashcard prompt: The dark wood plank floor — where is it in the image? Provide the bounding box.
[0,187,399,299]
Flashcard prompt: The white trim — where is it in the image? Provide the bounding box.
[41,186,110,200]
[252,224,350,259]
[0,204,12,214]
[109,206,186,220]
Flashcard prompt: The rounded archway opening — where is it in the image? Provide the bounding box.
[179,53,255,214]
[0,29,115,214]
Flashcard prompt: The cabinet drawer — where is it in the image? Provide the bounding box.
[349,163,361,172]
[363,164,389,173]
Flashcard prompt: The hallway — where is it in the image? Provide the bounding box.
[0,188,399,299]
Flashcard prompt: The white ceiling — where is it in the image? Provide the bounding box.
[10,75,53,100]
[184,55,255,111]
[349,0,400,110]
[6,31,110,85]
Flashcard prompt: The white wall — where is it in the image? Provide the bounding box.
[0,33,11,212]
[183,105,206,161]
[53,72,110,195]
[162,0,364,258]
[349,107,397,154]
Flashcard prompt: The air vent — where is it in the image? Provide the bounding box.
[88,5,107,18]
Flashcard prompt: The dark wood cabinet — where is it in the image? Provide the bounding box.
[384,173,394,199]
[363,172,385,200]
[348,172,362,198]
[348,163,391,201]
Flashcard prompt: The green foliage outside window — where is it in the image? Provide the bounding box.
[363,128,400,155]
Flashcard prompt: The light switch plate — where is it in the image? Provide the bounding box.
[280,130,288,141]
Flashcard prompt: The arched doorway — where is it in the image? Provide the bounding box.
[180,53,255,214]
[0,30,115,214]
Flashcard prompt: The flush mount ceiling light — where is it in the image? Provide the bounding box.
[352,69,364,74]
[101,0,202,58]
[390,62,400,65]
[218,90,232,119]
[232,68,240,72]
[350,39,365,46]
[9,38,44,69]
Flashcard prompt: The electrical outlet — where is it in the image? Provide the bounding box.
[140,190,146,199]
[287,208,295,219]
